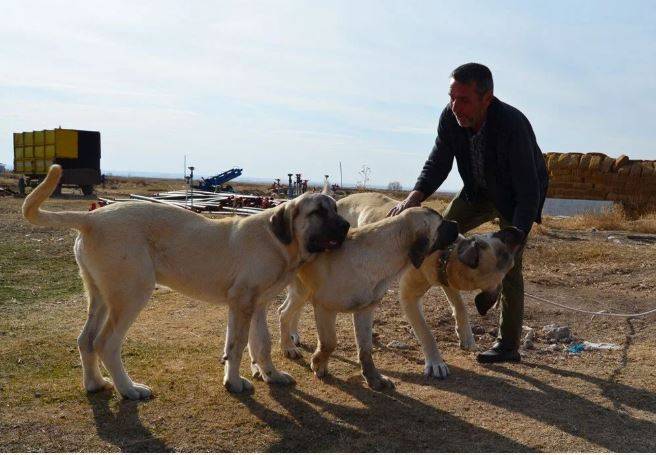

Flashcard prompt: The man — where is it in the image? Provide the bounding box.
[389,63,548,363]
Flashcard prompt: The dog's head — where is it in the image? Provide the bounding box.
[450,226,525,314]
[269,192,350,256]
[405,207,459,269]
[455,226,524,271]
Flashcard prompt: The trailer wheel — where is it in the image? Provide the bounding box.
[80,185,94,196]
[53,183,63,196]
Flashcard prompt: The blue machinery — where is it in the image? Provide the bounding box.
[195,168,243,192]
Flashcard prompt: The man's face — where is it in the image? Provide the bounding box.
[448,78,492,131]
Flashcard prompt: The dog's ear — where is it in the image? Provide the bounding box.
[474,286,500,316]
[269,202,293,245]
[492,226,525,253]
[409,234,430,269]
[457,238,480,269]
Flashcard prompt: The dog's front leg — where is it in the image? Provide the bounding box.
[248,304,296,386]
[223,304,255,393]
[310,305,337,378]
[353,304,394,390]
[399,271,449,379]
[442,287,478,351]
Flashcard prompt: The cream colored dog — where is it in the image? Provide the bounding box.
[23,165,350,398]
[278,206,459,390]
[280,192,523,380]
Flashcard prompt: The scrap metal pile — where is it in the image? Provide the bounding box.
[98,189,286,216]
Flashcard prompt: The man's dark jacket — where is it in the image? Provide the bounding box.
[413,97,549,234]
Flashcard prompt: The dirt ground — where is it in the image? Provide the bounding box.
[1,176,655,452]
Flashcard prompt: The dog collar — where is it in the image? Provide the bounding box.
[436,243,456,287]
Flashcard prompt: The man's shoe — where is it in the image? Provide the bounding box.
[476,342,521,364]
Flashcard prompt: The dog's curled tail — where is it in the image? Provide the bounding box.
[22,164,89,230]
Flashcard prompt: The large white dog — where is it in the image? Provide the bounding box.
[23,165,350,398]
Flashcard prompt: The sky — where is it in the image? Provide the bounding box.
[1,0,655,191]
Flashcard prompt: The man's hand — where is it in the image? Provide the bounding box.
[387,190,425,217]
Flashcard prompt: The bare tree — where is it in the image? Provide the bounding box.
[357,164,371,190]
[387,181,402,191]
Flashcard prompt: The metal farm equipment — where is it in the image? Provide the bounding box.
[194,168,243,192]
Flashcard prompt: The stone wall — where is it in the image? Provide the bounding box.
[544,152,656,206]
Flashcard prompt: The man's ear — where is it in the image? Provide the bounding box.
[269,202,293,245]
[409,235,430,269]
[457,238,480,269]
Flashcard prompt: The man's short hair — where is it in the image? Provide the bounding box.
[451,63,493,96]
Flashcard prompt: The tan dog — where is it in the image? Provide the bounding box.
[23,165,350,398]
[280,192,523,380]
[278,206,459,390]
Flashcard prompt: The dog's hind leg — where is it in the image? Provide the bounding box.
[248,303,296,386]
[77,266,112,393]
[310,305,337,378]
[93,272,155,400]
[353,304,394,390]
[278,279,309,358]
[399,270,449,378]
[442,287,478,351]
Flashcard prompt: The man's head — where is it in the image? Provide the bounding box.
[449,63,494,131]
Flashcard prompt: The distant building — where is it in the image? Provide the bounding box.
[0,163,6,173]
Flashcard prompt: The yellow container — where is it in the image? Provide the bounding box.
[45,144,55,158]
[23,146,34,158]
[34,130,45,145]
[35,145,45,158]
[45,130,55,144]
[24,132,34,146]
[15,146,24,159]
[54,129,78,158]
[23,160,33,172]
[35,160,46,172]
[14,132,23,146]
[14,161,24,172]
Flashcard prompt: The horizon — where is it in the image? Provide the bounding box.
[2,1,655,192]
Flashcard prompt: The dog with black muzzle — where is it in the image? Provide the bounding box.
[279,192,523,380]
[22,165,350,399]
[399,226,524,377]
[278,206,459,390]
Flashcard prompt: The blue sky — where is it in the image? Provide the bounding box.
[2,0,655,191]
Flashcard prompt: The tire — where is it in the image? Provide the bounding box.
[80,185,94,196]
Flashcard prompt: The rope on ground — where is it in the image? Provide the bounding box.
[524,292,656,318]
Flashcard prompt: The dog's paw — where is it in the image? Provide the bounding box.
[224,376,254,394]
[311,358,329,378]
[290,332,301,346]
[120,383,152,400]
[282,344,303,359]
[424,361,450,379]
[459,338,479,351]
[84,377,113,393]
[250,362,262,380]
[365,374,395,391]
[263,370,296,386]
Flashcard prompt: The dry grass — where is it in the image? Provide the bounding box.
[543,204,656,234]
[2,177,656,451]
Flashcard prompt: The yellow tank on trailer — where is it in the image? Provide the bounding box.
[13,128,101,195]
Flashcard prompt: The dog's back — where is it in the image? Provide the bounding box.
[337,192,396,227]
